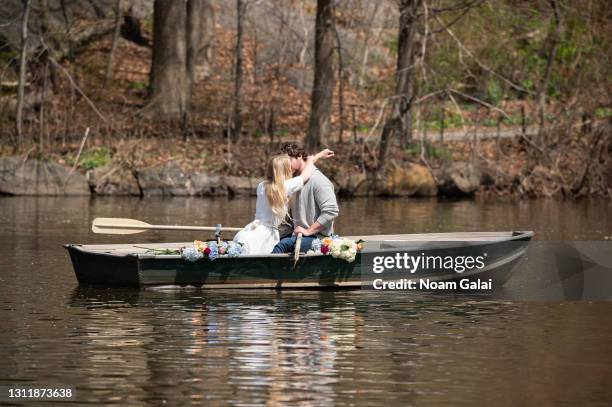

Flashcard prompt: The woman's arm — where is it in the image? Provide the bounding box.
[299,149,335,183]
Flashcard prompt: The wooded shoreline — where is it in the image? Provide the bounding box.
[1,132,609,199]
[1,1,610,199]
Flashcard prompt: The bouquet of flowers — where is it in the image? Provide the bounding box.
[181,240,244,262]
[309,235,363,263]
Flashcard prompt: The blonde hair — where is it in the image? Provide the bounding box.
[265,154,293,226]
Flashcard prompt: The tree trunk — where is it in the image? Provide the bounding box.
[147,0,214,122]
[147,0,189,119]
[233,0,246,140]
[377,0,420,173]
[306,0,335,151]
[396,0,419,147]
[335,26,344,144]
[39,60,48,151]
[105,0,123,84]
[37,0,60,93]
[187,0,215,88]
[16,0,32,148]
[60,0,70,25]
[358,1,382,89]
[536,0,562,141]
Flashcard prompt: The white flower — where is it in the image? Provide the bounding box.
[327,238,358,262]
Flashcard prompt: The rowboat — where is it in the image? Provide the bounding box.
[65,231,533,288]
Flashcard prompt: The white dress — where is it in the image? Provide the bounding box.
[233,177,304,254]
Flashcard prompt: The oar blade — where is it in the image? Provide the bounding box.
[92,218,150,235]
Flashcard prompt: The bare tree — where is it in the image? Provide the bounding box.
[105,0,123,85]
[306,0,335,151]
[147,0,189,119]
[334,26,345,143]
[536,0,562,141]
[233,0,247,140]
[16,0,32,148]
[357,1,383,89]
[146,0,214,123]
[187,0,215,86]
[377,0,421,173]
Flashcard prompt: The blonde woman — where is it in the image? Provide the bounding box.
[233,149,334,254]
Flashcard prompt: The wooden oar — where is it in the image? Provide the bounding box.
[294,232,303,265]
[92,217,242,235]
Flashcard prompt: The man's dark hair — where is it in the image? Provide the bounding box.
[281,143,308,160]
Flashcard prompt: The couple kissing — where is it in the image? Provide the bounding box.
[233,143,339,255]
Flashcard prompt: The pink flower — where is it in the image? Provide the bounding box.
[204,247,211,255]
[321,245,329,254]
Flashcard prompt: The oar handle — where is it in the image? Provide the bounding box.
[95,223,242,232]
[294,232,303,264]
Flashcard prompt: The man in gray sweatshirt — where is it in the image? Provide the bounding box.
[271,144,339,253]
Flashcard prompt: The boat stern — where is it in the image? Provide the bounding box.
[64,244,141,286]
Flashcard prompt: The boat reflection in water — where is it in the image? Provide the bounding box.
[66,287,612,406]
[68,288,367,405]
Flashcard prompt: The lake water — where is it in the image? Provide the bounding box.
[0,196,611,405]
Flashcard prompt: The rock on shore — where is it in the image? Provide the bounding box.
[89,162,259,197]
[1,157,488,198]
[0,157,90,195]
[87,164,140,195]
[338,162,438,197]
[382,163,438,197]
[435,162,482,196]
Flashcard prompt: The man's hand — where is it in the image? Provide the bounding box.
[293,226,312,236]
[294,221,325,237]
[315,148,335,160]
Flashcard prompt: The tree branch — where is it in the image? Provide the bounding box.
[434,14,533,95]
